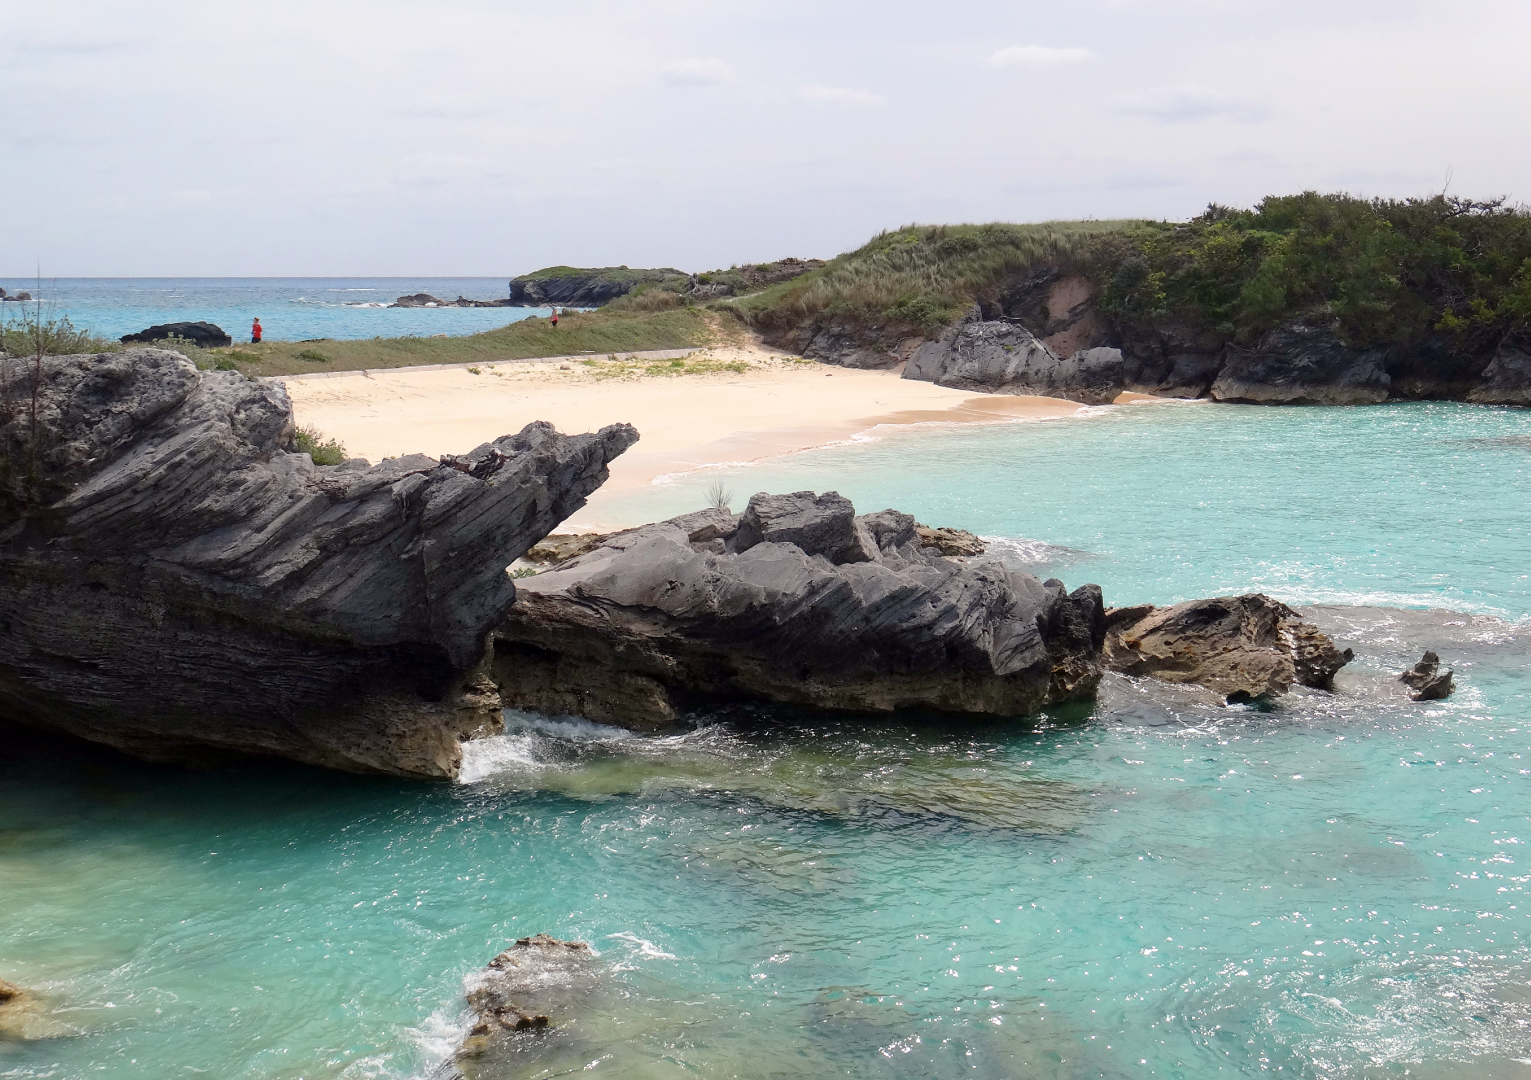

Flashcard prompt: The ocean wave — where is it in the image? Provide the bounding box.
[981,535,1093,567]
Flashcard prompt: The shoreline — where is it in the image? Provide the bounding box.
[281,344,1145,530]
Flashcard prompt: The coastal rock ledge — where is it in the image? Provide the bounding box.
[0,348,636,777]
[494,491,1108,726]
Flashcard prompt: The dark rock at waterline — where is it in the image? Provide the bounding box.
[1399,650,1454,701]
[1104,594,1354,702]
[1468,343,1531,407]
[1210,324,1392,405]
[0,289,32,302]
[119,320,232,348]
[391,293,516,309]
[493,492,1107,728]
[0,348,637,778]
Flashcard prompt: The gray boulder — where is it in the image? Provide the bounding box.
[903,307,1134,405]
[1468,343,1531,406]
[1104,594,1353,702]
[0,348,636,777]
[1210,324,1391,405]
[493,493,1106,727]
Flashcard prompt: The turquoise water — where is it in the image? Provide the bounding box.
[3,402,1530,1079]
[0,278,549,342]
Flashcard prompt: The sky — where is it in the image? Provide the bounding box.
[4,0,1529,276]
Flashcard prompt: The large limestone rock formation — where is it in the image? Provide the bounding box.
[1208,324,1392,405]
[0,348,636,777]
[493,491,1107,727]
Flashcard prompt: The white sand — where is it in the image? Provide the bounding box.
[282,345,1096,529]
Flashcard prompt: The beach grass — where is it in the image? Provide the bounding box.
[179,307,722,377]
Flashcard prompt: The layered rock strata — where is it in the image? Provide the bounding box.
[0,348,636,777]
[493,491,1106,727]
[1103,594,1354,702]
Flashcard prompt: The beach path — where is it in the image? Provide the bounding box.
[281,345,1088,530]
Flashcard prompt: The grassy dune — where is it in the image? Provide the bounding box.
[184,307,723,377]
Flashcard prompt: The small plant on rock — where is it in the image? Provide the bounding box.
[294,424,347,466]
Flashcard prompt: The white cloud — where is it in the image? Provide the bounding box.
[661,58,735,87]
[798,84,886,107]
[1115,85,1270,122]
[987,45,1094,69]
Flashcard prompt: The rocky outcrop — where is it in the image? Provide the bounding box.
[440,935,599,1080]
[903,307,1133,404]
[0,348,637,777]
[390,294,515,309]
[1399,650,1454,700]
[119,321,232,348]
[492,492,1106,727]
[508,267,687,308]
[914,525,986,557]
[1467,343,1531,406]
[1209,324,1392,405]
[0,289,32,302]
[1104,594,1353,702]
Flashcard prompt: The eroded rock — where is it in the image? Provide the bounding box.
[441,935,598,1080]
[1399,650,1455,700]
[492,493,1105,727]
[1104,594,1353,702]
[915,524,986,557]
[0,349,636,777]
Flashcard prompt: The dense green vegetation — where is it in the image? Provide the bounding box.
[293,424,348,465]
[729,220,1141,331]
[1093,193,1531,352]
[514,264,688,289]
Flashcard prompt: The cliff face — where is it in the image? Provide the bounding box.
[0,349,636,777]
[893,298,1531,407]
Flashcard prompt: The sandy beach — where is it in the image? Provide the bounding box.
[282,345,1094,529]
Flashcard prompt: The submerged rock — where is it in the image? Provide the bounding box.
[0,349,636,777]
[492,492,1106,727]
[1399,650,1455,700]
[1104,594,1354,702]
[0,979,73,1040]
[119,320,232,348]
[442,935,598,1080]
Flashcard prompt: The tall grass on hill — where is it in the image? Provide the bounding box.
[732,220,1142,330]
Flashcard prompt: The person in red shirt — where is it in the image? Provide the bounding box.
[550,309,559,328]
[251,318,263,344]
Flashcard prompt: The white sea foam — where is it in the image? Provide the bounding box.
[503,710,637,742]
[606,931,677,960]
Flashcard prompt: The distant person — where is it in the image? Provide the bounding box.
[251,317,263,344]
[551,309,559,328]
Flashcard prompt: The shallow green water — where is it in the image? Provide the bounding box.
[3,402,1530,1079]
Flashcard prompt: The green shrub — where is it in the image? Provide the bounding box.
[297,348,330,363]
[293,424,347,465]
[1091,192,1531,352]
[0,308,118,356]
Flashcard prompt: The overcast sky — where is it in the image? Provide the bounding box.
[4,0,1529,276]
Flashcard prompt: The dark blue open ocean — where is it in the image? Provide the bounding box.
[0,277,548,342]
